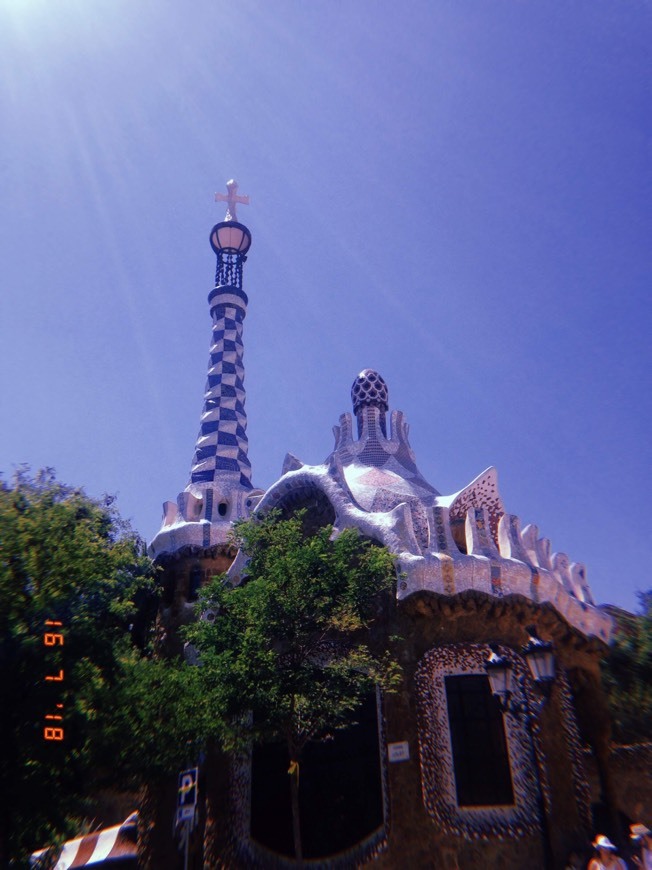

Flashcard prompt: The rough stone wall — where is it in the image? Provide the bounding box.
[583,743,652,828]
[198,589,610,870]
[156,545,235,657]
[369,591,604,870]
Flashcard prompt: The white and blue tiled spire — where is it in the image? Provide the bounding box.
[149,182,263,559]
[191,217,252,488]
[190,296,251,487]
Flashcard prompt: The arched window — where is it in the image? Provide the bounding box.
[249,693,385,860]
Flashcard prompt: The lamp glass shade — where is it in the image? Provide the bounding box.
[485,652,513,700]
[523,637,555,684]
[210,222,251,255]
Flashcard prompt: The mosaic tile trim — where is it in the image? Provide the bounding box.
[232,828,388,870]
[432,506,455,555]
[491,564,503,597]
[415,643,543,841]
[226,690,389,868]
[441,557,456,596]
[370,490,430,553]
[332,407,439,498]
[357,421,391,465]
[448,468,505,544]
[557,670,593,829]
[530,568,540,604]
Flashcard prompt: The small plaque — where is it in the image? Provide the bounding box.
[388,741,410,762]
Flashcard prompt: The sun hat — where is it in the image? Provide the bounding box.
[592,835,617,851]
[631,824,651,839]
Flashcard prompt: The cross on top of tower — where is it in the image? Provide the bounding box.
[215,179,250,222]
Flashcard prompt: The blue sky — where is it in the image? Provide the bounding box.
[1,0,650,611]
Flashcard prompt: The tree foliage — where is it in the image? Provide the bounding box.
[95,650,220,788]
[1,478,401,865]
[602,592,652,744]
[0,468,155,865]
[184,510,401,859]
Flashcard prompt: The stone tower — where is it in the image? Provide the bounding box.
[149,181,263,650]
[140,183,264,868]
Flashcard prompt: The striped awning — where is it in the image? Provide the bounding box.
[31,813,137,869]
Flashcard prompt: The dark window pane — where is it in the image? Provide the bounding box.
[445,674,514,807]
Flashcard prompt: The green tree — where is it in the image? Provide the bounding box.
[0,468,155,866]
[96,652,216,788]
[602,592,652,744]
[94,647,226,870]
[184,510,401,862]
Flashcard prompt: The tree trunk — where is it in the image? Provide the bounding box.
[137,778,180,870]
[289,759,303,864]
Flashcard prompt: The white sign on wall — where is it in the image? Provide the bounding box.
[387,741,410,762]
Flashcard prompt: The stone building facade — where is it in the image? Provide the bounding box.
[145,197,627,870]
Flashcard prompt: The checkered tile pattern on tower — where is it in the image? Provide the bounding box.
[191,299,252,489]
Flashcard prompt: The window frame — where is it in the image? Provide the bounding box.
[416,643,543,841]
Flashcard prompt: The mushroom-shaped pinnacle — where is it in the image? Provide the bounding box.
[351,369,389,415]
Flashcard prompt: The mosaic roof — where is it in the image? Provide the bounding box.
[233,371,612,643]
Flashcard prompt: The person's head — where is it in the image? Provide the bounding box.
[631,824,652,850]
[592,835,618,860]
